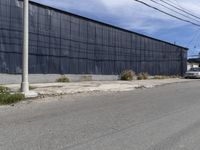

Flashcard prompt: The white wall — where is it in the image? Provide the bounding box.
[187,63,199,71]
[0,74,119,84]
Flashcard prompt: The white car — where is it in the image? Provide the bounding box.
[185,68,200,79]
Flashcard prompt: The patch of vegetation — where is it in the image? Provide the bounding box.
[0,86,10,93]
[171,75,182,78]
[0,86,25,105]
[153,75,169,80]
[120,70,135,81]
[0,93,25,105]
[137,72,149,80]
[56,75,70,83]
[152,75,182,80]
[29,85,36,90]
[80,75,92,81]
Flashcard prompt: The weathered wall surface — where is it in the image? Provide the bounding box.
[0,0,187,75]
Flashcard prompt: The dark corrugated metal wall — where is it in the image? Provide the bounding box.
[0,0,187,75]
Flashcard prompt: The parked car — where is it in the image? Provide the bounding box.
[185,67,200,79]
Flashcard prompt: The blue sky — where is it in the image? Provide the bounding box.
[32,0,200,57]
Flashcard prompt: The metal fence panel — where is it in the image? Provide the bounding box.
[0,0,188,75]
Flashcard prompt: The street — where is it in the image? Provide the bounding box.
[1,80,200,150]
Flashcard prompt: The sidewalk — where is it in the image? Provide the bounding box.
[3,78,192,97]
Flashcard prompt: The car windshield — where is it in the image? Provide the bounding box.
[189,68,200,72]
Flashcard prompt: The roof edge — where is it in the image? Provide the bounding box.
[20,0,189,50]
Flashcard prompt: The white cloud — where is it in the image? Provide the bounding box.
[32,0,200,33]
[97,0,200,33]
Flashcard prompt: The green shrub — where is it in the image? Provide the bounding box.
[1,94,24,105]
[0,86,25,105]
[120,70,135,81]
[56,75,70,83]
[137,72,149,80]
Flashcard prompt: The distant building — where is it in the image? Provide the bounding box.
[187,58,200,71]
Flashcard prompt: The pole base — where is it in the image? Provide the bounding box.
[22,91,38,98]
[21,81,29,93]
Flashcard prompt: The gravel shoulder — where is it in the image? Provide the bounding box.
[3,78,195,98]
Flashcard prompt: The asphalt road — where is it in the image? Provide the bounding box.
[1,80,200,150]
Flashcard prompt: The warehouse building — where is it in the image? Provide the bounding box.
[0,0,188,76]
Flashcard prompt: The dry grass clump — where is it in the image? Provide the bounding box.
[120,70,136,81]
[137,72,149,80]
[56,75,70,83]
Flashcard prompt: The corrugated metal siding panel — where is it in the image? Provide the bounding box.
[0,0,188,75]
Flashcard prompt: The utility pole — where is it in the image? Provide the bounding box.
[21,0,37,97]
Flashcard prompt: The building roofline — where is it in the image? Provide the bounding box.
[22,0,189,50]
[188,58,200,63]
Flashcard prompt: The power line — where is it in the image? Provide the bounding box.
[167,0,198,17]
[174,0,188,10]
[134,0,200,51]
[158,0,200,21]
[186,29,200,47]
[172,0,200,50]
[169,0,195,14]
[174,0,200,22]
[192,31,200,48]
[133,0,200,27]
[149,0,200,24]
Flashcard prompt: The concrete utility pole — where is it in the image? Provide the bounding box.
[21,0,37,97]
